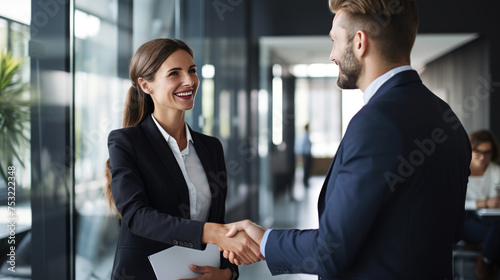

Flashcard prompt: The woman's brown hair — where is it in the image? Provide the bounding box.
[104,38,194,218]
[469,129,500,163]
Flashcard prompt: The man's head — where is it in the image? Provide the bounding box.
[328,0,419,89]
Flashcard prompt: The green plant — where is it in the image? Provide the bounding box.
[0,50,30,183]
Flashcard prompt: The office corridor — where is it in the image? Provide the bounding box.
[239,171,324,280]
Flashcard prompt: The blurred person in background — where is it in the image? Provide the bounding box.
[302,123,312,187]
[463,129,500,280]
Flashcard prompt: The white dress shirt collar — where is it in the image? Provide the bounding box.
[363,65,413,104]
[151,114,194,153]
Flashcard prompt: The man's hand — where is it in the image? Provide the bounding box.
[178,265,231,280]
[487,196,500,208]
[202,222,262,265]
[224,220,266,265]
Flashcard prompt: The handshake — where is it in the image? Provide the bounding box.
[202,220,267,265]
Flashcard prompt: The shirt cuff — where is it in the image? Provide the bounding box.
[465,200,477,210]
[260,229,272,258]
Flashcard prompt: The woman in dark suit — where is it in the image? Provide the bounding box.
[104,39,261,280]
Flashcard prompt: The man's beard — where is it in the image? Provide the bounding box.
[336,42,362,90]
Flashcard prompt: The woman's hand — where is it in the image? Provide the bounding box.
[223,220,266,265]
[487,196,500,208]
[178,265,231,280]
[202,223,263,265]
[476,200,488,209]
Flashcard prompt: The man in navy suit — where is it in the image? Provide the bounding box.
[225,0,471,279]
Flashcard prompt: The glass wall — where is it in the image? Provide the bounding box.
[72,0,252,277]
[0,5,32,279]
[72,0,204,279]
[73,0,126,278]
[1,0,253,278]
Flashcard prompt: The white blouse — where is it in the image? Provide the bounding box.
[152,115,211,222]
[465,162,500,210]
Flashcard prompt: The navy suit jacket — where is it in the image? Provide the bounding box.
[265,70,471,279]
[107,115,237,279]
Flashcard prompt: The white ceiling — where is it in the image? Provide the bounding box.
[260,33,479,72]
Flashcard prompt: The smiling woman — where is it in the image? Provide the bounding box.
[104,38,250,280]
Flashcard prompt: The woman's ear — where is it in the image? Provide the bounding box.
[138,77,151,94]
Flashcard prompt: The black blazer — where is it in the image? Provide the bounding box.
[108,115,237,279]
[265,70,471,279]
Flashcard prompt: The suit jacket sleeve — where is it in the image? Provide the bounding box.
[265,107,403,278]
[108,129,205,249]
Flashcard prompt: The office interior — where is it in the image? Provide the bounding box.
[0,0,499,279]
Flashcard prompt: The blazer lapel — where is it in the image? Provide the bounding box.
[317,141,343,215]
[317,71,421,216]
[189,127,222,223]
[141,115,191,218]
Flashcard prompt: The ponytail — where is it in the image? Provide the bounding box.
[104,158,115,217]
[104,85,154,218]
[122,85,155,128]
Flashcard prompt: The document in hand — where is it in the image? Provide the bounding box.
[148,244,221,280]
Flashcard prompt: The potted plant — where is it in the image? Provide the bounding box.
[0,50,30,184]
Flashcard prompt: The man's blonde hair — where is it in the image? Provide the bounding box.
[329,0,419,62]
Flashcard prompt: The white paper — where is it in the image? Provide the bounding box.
[477,208,500,216]
[148,244,221,280]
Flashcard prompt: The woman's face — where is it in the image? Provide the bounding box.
[471,141,493,168]
[141,49,199,113]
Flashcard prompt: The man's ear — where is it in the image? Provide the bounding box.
[137,77,151,94]
[353,30,369,59]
